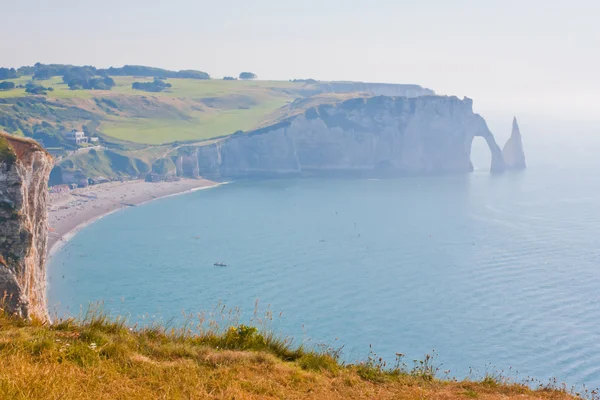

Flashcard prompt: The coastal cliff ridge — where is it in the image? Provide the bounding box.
[163,95,512,180]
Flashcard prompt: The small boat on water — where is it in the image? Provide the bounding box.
[214,262,227,267]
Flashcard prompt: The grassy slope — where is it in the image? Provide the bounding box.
[100,97,288,144]
[256,92,370,129]
[101,77,304,143]
[0,77,93,100]
[0,76,313,144]
[0,135,16,163]
[0,311,584,400]
[51,145,170,184]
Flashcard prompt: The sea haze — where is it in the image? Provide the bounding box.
[48,117,600,388]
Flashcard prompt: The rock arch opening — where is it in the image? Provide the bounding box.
[470,137,493,172]
[471,132,506,173]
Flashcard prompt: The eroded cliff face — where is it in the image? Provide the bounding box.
[0,133,53,320]
[502,117,526,170]
[172,95,506,179]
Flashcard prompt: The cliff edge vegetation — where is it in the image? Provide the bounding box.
[0,135,17,164]
[0,308,585,400]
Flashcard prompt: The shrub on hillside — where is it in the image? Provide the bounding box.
[69,77,115,90]
[132,78,172,93]
[0,81,15,91]
[24,82,52,95]
[32,130,64,148]
[176,70,211,79]
[239,72,257,80]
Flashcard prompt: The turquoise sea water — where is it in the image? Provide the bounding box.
[48,120,600,388]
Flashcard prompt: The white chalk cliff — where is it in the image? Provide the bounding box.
[502,117,526,170]
[168,95,508,179]
[0,133,53,320]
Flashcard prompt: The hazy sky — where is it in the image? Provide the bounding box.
[2,0,599,119]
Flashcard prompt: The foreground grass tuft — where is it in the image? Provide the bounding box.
[0,307,591,399]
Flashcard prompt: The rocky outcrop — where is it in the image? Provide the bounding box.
[171,95,506,179]
[0,133,53,320]
[502,117,526,170]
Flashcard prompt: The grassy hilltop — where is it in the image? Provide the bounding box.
[0,309,587,400]
[0,64,436,182]
[0,73,369,183]
[0,76,314,145]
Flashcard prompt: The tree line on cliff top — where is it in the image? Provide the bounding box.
[0,64,214,93]
[0,64,262,91]
[0,64,212,81]
[1,64,265,89]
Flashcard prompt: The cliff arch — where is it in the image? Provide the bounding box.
[473,133,505,173]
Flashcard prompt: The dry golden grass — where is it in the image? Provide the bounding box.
[0,310,586,400]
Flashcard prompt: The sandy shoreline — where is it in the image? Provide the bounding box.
[47,179,223,257]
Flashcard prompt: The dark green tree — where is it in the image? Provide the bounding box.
[0,81,15,91]
[100,65,210,80]
[16,66,34,76]
[0,68,17,80]
[239,72,257,80]
[132,78,172,92]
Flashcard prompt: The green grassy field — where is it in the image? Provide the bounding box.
[109,76,305,99]
[101,96,291,144]
[0,76,94,99]
[0,76,313,144]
